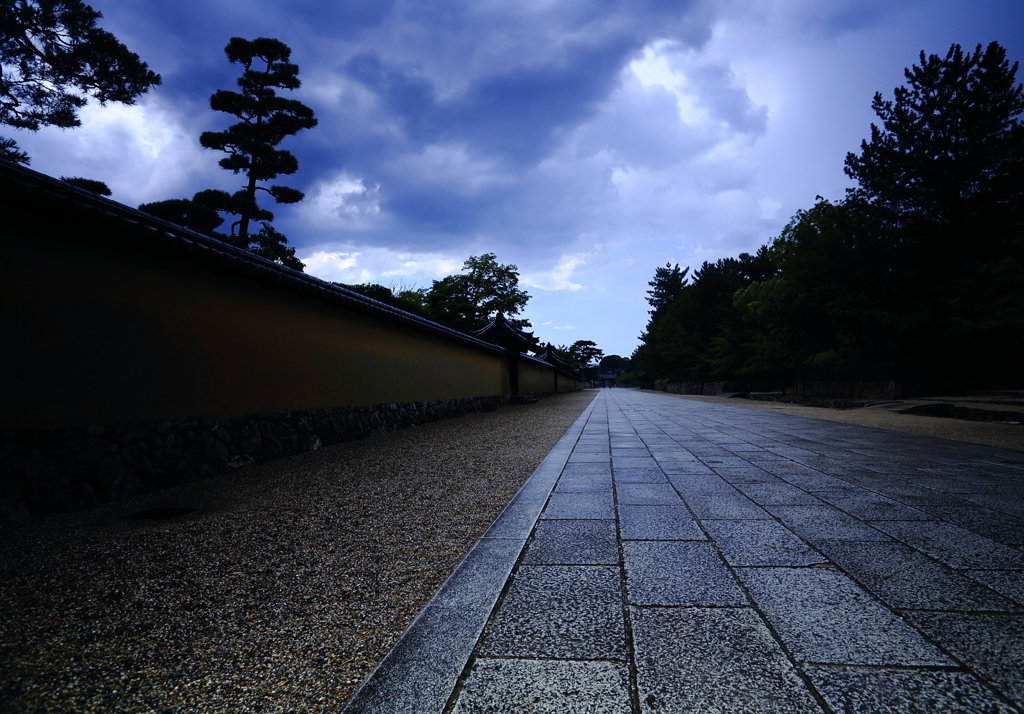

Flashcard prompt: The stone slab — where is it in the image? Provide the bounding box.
[813,491,932,521]
[869,520,1024,569]
[702,519,826,567]
[611,466,668,483]
[614,482,682,505]
[524,519,619,566]
[767,505,890,542]
[907,613,1024,705]
[631,607,824,713]
[804,667,1016,714]
[542,491,615,520]
[964,570,1024,606]
[623,540,745,606]
[452,659,632,714]
[617,504,706,541]
[737,568,951,666]
[477,565,625,660]
[684,492,770,520]
[814,540,1017,611]
[734,482,823,506]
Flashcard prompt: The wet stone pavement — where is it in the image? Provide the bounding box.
[343,389,1024,713]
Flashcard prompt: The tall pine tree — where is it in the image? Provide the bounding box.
[200,37,318,241]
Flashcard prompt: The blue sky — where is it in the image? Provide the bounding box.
[13,0,1024,357]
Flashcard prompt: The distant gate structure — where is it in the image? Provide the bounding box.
[0,161,587,518]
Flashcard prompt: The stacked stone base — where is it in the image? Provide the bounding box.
[0,396,506,520]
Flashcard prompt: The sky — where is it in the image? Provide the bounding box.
[12,0,1024,358]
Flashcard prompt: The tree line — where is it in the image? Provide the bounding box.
[632,42,1024,388]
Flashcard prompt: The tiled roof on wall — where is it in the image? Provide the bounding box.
[0,160,505,356]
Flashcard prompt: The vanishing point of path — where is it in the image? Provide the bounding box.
[344,388,1024,713]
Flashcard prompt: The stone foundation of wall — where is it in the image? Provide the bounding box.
[0,396,506,520]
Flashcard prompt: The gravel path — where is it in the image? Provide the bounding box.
[0,391,596,713]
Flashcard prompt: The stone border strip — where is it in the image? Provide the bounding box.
[340,397,599,714]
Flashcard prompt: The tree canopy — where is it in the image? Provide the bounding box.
[0,0,161,163]
[633,42,1024,387]
[425,253,531,333]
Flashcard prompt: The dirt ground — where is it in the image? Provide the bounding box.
[644,391,1024,452]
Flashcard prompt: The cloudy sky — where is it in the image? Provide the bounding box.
[14,0,1024,357]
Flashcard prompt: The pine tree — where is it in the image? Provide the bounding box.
[200,37,317,240]
[0,0,161,163]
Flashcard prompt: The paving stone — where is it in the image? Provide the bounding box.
[737,568,950,666]
[617,504,706,541]
[631,607,824,713]
[869,521,1024,569]
[768,505,890,542]
[813,491,933,520]
[478,565,625,660]
[734,482,822,506]
[612,456,659,469]
[562,462,613,477]
[964,570,1024,606]
[612,467,668,483]
[912,505,1024,545]
[814,541,1017,611]
[658,460,715,474]
[623,540,745,606]
[569,452,613,463]
[702,519,826,566]
[713,467,783,484]
[907,613,1024,705]
[961,493,1024,519]
[542,491,615,520]
[868,482,972,507]
[699,456,751,468]
[685,491,770,519]
[554,475,613,493]
[773,471,855,491]
[524,520,619,565]
[614,482,682,505]
[803,667,1016,714]
[452,659,631,714]
[664,470,733,490]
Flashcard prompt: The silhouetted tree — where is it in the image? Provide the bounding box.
[426,253,530,333]
[0,0,161,163]
[60,176,110,195]
[200,37,317,240]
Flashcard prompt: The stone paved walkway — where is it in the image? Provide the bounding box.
[343,389,1024,713]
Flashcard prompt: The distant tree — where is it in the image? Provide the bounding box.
[60,175,110,195]
[0,136,29,164]
[199,37,317,241]
[247,222,304,271]
[844,41,1024,381]
[0,0,161,163]
[333,282,430,318]
[600,354,628,373]
[139,194,225,236]
[646,263,689,317]
[559,340,603,375]
[425,253,531,333]
[845,42,1023,240]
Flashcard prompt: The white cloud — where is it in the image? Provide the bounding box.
[300,171,383,230]
[521,253,588,291]
[758,197,782,220]
[300,244,463,286]
[14,97,214,206]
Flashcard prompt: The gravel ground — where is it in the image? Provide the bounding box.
[649,391,1024,452]
[0,391,596,714]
